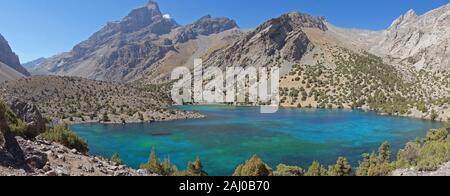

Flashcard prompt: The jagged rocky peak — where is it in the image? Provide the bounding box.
[389,9,418,29]
[119,0,177,34]
[259,12,328,32]
[192,15,239,35]
[175,15,239,43]
[0,34,29,76]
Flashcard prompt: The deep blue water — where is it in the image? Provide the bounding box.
[71,106,443,176]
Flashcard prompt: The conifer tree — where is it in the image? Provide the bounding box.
[233,155,273,176]
[305,161,328,176]
[328,157,352,176]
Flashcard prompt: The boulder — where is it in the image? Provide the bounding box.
[4,98,46,138]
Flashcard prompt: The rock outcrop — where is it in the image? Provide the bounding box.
[372,4,450,71]
[329,3,450,71]
[0,101,27,170]
[1,99,150,176]
[0,137,150,176]
[3,98,46,138]
[174,15,239,43]
[0,34,29,76]
[204,12,326,70]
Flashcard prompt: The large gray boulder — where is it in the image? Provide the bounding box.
[4,98,46,138]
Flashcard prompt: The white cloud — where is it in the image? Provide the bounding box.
[163,14,171,19]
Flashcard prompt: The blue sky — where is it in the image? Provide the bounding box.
[0,0,449,63]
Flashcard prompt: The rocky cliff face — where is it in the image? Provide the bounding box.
[31,0,239,82]
[372,4,450,71]
[204,12,326,70]
[174,15,239,43]
[0,34,29,76]
[329,3,450,71]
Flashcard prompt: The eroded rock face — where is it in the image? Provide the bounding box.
[204,12,326,69]
[0,34,29,76]
[174,15,239,43]
[372,5,450,71]
[4,98,46,138]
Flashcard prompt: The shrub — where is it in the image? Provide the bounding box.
[0,100,27,138]
[304,161,328,176]
[416,141,450,171]
[233,155,273,176]
[425,128,448,142]
[176,157,208,176]
[111,153,123,165]
[356,142,393,176]
[141,148,164,174]
[328,157,352,176]
[395,127,450,171]
[42,125,88,154]
[141,148,179,176]
[273,164,305,176]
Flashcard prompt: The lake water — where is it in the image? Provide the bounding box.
[71,105,443,176]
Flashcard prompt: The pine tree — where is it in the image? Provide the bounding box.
[356,142,393,176]
[233,155,273,176]
[356,153,371,176]
[305,161,328,176]
[161,156,178,176]
[378,142,391,162]
[328,157,352,176]
[140,147,163,174]
[185,157,208,176]
[111,153,123,165]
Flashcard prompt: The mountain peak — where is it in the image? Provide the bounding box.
[114,0,178,34]
[389,9,419,29]
[260,11,328,32]
[144,0,160,11]
[404,9,418,20]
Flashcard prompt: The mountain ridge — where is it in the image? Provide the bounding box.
[30,0,240,82]
[0,34,29,77]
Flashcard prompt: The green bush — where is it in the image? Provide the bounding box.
[395,127,450,171]
[425,128,448,142]
[141,148,179,176]
[0,100,27,138]
[356,142,393,176]
[111,153,123,165]
[414,141,450,171]
[273,164,305,176]
[328,157,352,176]
[175,157,208,176]
[304,161,328,176]
[42,125,88,154]
[233,155,273,176]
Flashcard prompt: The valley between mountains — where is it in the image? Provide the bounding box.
[1,0,450,176]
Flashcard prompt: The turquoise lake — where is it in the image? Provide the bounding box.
[71,105,443,176]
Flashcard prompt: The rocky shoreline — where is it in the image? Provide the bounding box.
[392,162,450,176]
[0,136,152,176]
[64,109,206,125]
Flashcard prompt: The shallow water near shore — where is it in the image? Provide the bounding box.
[71,105,443,176]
